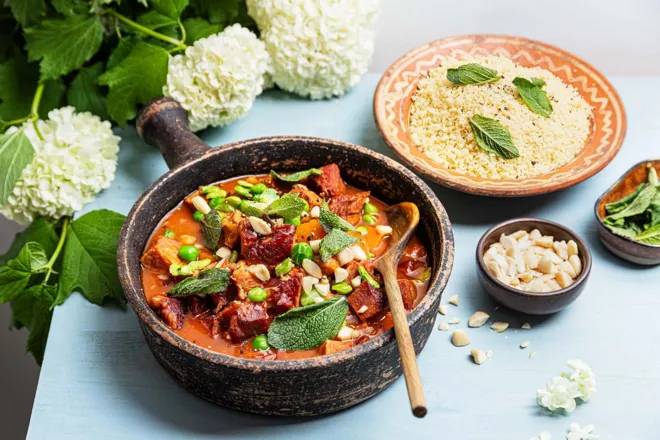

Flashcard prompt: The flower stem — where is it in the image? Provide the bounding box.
[105,9,187,51]
[42,217,70,285]
[0,116,30,131]
[177,18,186,45]
[30,83,45,140]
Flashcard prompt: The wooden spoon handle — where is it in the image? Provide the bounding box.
[380,262,427,418]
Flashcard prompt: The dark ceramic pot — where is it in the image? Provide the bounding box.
[475,218,591,315]
[594,160,660,265]
[117,97,455,416]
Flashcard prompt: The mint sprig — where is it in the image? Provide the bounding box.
[270,168,322,183]
[319,229,359,262]
[469,114,520,160]
[168,267,231,297]
[447,63,499,85]
[319,206,356,232]
[265,193,308,220]
[512,77,553,117]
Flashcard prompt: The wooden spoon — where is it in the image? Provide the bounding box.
[373,202,426,418]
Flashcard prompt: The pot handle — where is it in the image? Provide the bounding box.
[136,97,210,169]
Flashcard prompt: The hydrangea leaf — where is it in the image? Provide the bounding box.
[0,127,34,205]
[0,218,59,265]
[0,242,48,302]
[25,15,104,80]
[189,0,254,27]
[183,18,224,44]
[55,210,126,307]
[98,42,169,125]
[51,0,91,16]
[67,62,109,121]
[10,285,54,365]
[151,0,190,19]
[6,0,47,26]
[137,10,178,31]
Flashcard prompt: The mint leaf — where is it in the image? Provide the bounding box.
[606,185,657,221]
[0,218,59,265]
[265,193,307,220]
[168,267,230,297]
[267,296,348,350]
[447,63,499,85]
[636,224,660,245]
[605,183,647,215]
[319,206,356,232]
[0,127,34,205]
[25,15,104,80]
[270,168,322,182]
[238,200,265,217]
[67,62,109,121]
[98,42,169,125]
[201,209,223,251]
[469,114,520,159]
[55,210,126,306]
[183,18,223,44]
[513,77,553,117]
[7,0,46,26]
[319,229,359,262]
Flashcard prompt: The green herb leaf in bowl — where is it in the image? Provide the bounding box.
[469,114,520,159]
[319,206,356,232]
[267,296,349,350]
[201,209,223,251]
[446,63,499,85]
[270,168,322,182]
[319,229,359,262]
[635,224,660,245]
[167,268,231,297]
[265,193,307,220]
[512,77,553,117]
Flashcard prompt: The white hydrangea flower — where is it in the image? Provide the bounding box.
[567,423,599,440]
[1,107,120,224]
[247,0,379,100]
[565,359,596,401]
[163,24,270,132]
[537,376,581,412]
[530,431,552,440]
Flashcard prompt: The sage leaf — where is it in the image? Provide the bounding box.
[267,296,348,350]
[606,185,657,221]
[605,183,647,215]
[168,267,231,297]
[201,209,223,251]
[513,77,553,117]
[265,193,307,220]
[270,168,322,182]
[55,210,126,307]
[447,63,499,85]
[319,206,356,232]
[635,224,660,245]
[0,127,34,205]
[319,229,359,262]
[469,114,520,159]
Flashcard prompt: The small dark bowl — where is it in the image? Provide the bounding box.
[117,98,455,416]
[594,160,660,265]
[476,218,592,315]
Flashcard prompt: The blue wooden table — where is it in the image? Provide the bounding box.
[27,75,660,439]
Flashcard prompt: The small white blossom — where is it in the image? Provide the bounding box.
[537,376,581,412]
[163,24,270,132]
[567,423,599,440]
[1,107,119,224]
[565,359,596,401]
[247,0,379,99]
[530,431,552,440]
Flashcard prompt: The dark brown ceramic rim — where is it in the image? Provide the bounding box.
[594,159,660,249]
[119,136,454,373]
[476,218,592,299]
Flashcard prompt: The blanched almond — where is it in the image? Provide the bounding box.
[191,196,211,215]
[375,225,393,235]
[511,230,528,240]
[520,340,530,349]
[559,261,577,278]
[555,271,573,288]
[248,264,270,281]
[567,240,579,257]
[569,255,582,276]
[535,236,554,248]
[451,330,471,347]
[249,217,272,235]
[438,304,448,315]
[438,322,449,331]
[302,259,322,278]
[530,229,542,240]
[521,322,531,329]
[314,282,330,295]
[490,321,509,333]
[334,267,349,283]
[500,234,517,250]
[471,348,488,365]
[309,239,322,253]
[524,249,538,269]
[302,276,318,294]
[350,276,362,288]
[527,278,546,292]
[468,311,490,328]
[310,206,320,218]
[448,295,459,306]
[350,245,367,261]
[546,279,561,291]
[538,253,554,275]
[216,246,232,260]
[337,247,355,266]
[448,317,461,325]
[553,241,569,260]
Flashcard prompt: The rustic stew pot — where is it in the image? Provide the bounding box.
[117,97,455,416]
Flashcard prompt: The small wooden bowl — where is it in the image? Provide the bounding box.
[594,160,660,265]
[373,34,626,197]
[475,218,592,314]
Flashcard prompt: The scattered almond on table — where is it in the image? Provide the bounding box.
[471,348,488,365]
[522,322,531,329]
[451,330,471,347]
[438,322,449,331]
[491,321,509,333]
[448,295,459,306]
[438,304,448,315]
[520,340,531,349]
[468,311,490,328]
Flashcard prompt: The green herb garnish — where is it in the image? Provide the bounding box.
[270,168,322,182]
[267,296,348,350]
[636,224,660,245]
[512,77,553,117]
[318,206,356,232]
[319,229,359,262]
[167,268,231,297]
[265,193,307,220]
[446,63,499,85]
[201,209,223,251]
[469,114,520,159]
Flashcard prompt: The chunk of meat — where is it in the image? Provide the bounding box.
[150,295,184,329]
[239,220,295,267]
[320,340,354,355]
[269,269,303,315]
[185,296,210,317]
[231,260,263,298]
[289,185,323,209]
[347,282,388,321]
[329,191,369,219]
[217,301,270,343]
[311,164,346,197]
[221,210,243,249]
[397,279,417,311]
[141,236,182,271]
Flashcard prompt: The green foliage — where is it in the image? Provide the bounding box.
[183,18,224,43]
[67,62,110,120]
[469,114,520,160]
[7,0,47,27]
[0,127,34,205]
[513,77,553,117]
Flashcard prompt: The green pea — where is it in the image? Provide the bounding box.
[178,245,199,262]
[209,197,225,208]
[192,211,205,222]
[300,289,323,306]
[164,229,176,239]
[362,214,377,225]
[291,242,313,266]
[250,183,268,194]
[363,202,378,214]
[237,180,253,188]
[331,282,353,295]
[275,258,294,277]
[253,335,269,351]
[217,202,235,213]
[234,186,253,198]
[248,287,268,302]
[356,226,368,236]
[225,196,242,208]
[285,217,301,226]
[229,250,238,263]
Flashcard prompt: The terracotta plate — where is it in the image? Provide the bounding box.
[373,35,627,197]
